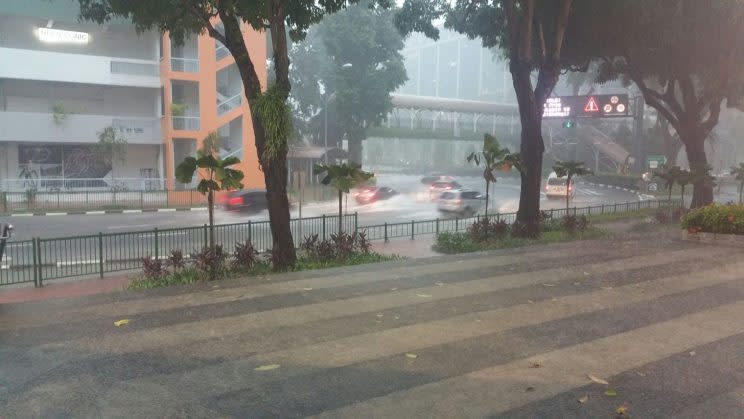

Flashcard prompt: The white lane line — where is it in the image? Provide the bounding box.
[10,213,33,217]
[86,211,106,215]
[190,207,208,211]
[122,209,143,214]
[46,212,67,216]
[158,208,177,212]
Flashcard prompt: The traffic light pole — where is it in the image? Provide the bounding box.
[632,95,645,172]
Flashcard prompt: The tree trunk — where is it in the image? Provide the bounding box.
[680,185,685,206]
[484,179,490,219]
[684,139,714,208]
[219,12,296,270]
[338,189,343,233]
[208,189,215,251]
[511,63,545,237]
[565,175,571,211]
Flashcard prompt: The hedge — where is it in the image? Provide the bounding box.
[681,204,744,235]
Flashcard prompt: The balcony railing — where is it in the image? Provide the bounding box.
[215,43,230,61]
[172,116,200,131]
[217,93,242,115]
[170,57,199,73]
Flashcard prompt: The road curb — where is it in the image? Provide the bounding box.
[7,207,207,217]
[580,181,646,201]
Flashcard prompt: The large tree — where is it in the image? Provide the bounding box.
[289,2,407,165]
[78,0,366,269]
[396,0,574,236]
[571,0,744,208]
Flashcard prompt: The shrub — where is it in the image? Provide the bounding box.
[167,250,186,270]
[193,245,226,277]
[354,230,372,254]
[468,218,509,242]
[435,232,478,253]
[142,257,167,279]
[233,240,258,270]
[562,215,589,235]
[331,232,356,260]
[681,204,744,235]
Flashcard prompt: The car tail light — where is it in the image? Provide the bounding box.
[430,185,435,190]
[228,196,243,206]
[445,186,452,190]
[353,192,360,197]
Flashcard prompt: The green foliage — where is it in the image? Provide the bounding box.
[681,204,744,235]
[97,126,128,167]
[170,103,186,117]
[584,172,640,190]
[313,161,374,194]
[175,132,245,193]
[252,86,293,162]
[289,2,408,153]
[553,161,592,180]
[51,102,77,125]
[435,228,605,254]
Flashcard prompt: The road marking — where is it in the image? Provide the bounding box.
[122,210,143,214]
[157,208,177,212]
[108,224,157,230]
[45,212,67,216]
[56,260,101,267]
[10,213,33,217]
[85,211,106,215]
[190,207,208,211]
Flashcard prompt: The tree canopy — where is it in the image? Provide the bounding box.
[289,2,407,164]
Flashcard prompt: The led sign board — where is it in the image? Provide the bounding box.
[38,27,89,44]
[543,94,630,118]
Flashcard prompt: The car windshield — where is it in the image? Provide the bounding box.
[441,192,456,199]
[548,178,568,186]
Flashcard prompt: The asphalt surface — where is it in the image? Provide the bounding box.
[5,174,639,241]
[2,231,744,417]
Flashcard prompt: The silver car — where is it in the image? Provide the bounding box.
[437,190,485,217]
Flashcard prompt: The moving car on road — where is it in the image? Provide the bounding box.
[429,180,462,200]
[437,189,485,217]
[225,189,268,213]
[545,172,575,200]
[421,173,454,185]
[354,186,397,204]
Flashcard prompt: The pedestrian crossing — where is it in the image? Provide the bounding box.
[1,235,743,418]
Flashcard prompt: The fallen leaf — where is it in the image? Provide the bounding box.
[375,320,382,323]
[528,361,543,368]
[588,374,609,385]
[551,297,559,302]
[577,394,589,404]
[211,285,219,288]
[616,405,628,415]
[574,282,581,286]
[475,319,482,322]
[601,286,613,290]
[636,371,646,377]
[604,389,618,397]
[376,314,384,318]
[405,353,418,359]
[689,351,696,356]
[254,364,280,371]
[435,282,445,286]
[416,294,432,298]
[527,299,535,304]
[114,319,130,327]
[525,386,535,392]
[302,287,313,291]
[542,283,555,287]
[394,316,400,320]
[583,271,590,276]
[390,287,398,291]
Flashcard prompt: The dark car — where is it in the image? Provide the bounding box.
[225,189,268,212]
[354,186,397,204]
[420,173,454,185]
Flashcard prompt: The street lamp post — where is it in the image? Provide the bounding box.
[323,63,352,164]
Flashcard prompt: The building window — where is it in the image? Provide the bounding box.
[160,86,165,117]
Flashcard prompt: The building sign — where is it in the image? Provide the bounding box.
[38,27,90,44]
[543,94,630,118]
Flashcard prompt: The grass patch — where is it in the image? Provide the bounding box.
[588,207,662,223]
[434,228,608,254]
[127,252,400,290]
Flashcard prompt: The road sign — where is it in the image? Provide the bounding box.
[646,155,667,169]
[543,94,631,118]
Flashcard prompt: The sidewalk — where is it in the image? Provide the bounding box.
[0,236,441,305]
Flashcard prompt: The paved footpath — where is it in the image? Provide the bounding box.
[2,233,744,418]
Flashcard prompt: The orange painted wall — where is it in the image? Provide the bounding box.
[160,23,266,192]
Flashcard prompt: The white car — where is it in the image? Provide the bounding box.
[545,172,575,200]
[438,190,485,217]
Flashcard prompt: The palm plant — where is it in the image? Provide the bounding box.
[552,160,593,210]
[653,164,678,204]
[466,134,521,218]
[314,161,374,233]
[731,163,744,204]
[176,132,244,255]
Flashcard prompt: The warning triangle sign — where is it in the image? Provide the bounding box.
[584,97,599,112]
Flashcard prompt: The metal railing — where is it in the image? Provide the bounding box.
[0,200,679,287]
[172,116,201,131]
[0,189,206,213]
[170,57,199,73]
[217,93,242,115]
[2,178,167,193]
